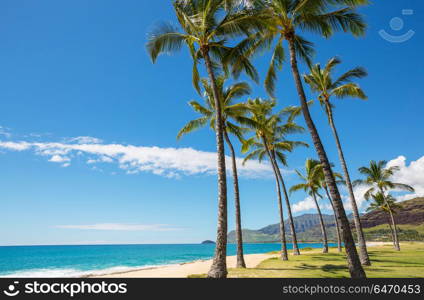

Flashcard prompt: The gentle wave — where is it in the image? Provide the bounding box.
[0,264,180,278]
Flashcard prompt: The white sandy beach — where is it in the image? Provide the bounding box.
[93,252,276,278]
[93,242,392,278]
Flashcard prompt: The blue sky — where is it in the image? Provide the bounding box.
[0,0,423,245]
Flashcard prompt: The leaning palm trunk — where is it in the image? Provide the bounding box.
[324,187,342,252]
[287,36,366,278]
[203,50,228,278]
[326,105,370,265]
[378,188,401,251]
[386,214,396,247]
[387,205,401,251]
[224,131,246,268]
[311,192,328,253]
[263,139,288,260]
[271,151,300,255]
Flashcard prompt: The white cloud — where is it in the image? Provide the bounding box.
[0,138,274,179]
[0,126,12,138]
[65,136,103,144]
[292,196,332,214]
[0,141,31,151]
[339,185,371,212]
[49,155,70,163]
[386,155,424,201]
[55,223,180,231]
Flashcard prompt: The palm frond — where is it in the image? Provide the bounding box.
[333,66,368,87]
[146,22,189,63]
[265,36,285,97]
[177,116,210,139]
[331,83,367,99]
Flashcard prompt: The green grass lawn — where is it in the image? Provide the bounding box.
[189,242,424,278]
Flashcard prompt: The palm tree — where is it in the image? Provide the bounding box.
[238,0,369,278]
[242,100,307,257]
[177,76,251,268]
[304,57,370,265]
[290,159,329,253]
[354,160,415,251]
[317,166,345,253]
[241,99,288,260]
[354,161,415,200]
[146,0,264,278]
[367,192,402,251]
[240,98,304,259]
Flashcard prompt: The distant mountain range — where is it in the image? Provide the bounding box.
[360,197,424,228]
[360,197,424,242]
[228,198,424,243]
[228,214,340,243]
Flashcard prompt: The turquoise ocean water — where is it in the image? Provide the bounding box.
[0,243,333,277]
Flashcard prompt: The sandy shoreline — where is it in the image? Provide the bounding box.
[92,252,275,278]
[91,242,392,278]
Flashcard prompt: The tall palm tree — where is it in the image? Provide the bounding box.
[242,100,307,257]
[241,99,288,260]
[146,0,264,278]
[237,0,370,278]
[367,192,402,251]
[240,98,303,260]
[290,159,329,253]
[304,57,370,264]
[354,160,415,251]
[177,76,251,268]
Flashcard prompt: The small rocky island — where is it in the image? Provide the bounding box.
[201,240,215,244]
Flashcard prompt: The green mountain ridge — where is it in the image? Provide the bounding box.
[228,214,340,243]
[228,198,424,243]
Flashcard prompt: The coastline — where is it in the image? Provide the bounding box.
[91,252,275,278]
[91,242,391,278]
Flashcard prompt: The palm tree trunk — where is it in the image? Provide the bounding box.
[324,187,342,253]
[223,130,246,268]
[379,189,400,251]
[386,213,396,247]
[326,105,370,265]
[387,205,401,251]
[287,36,366,278]
[271,151,300,255]
[311,192,328,253]
[203,49,228,278]
[263,138,288,260]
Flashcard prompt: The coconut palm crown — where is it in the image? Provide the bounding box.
[367,193,401,214]
[304,57,368,116]
[235,0,369,96]
[177,76,250,141]
[354,160,415,200]
[147,0,265,94]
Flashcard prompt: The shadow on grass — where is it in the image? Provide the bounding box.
[309,256,345,262]
[320,264,348,273]
[254,268,296,272]
[254,263,348,275]
[371,259,424,267]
